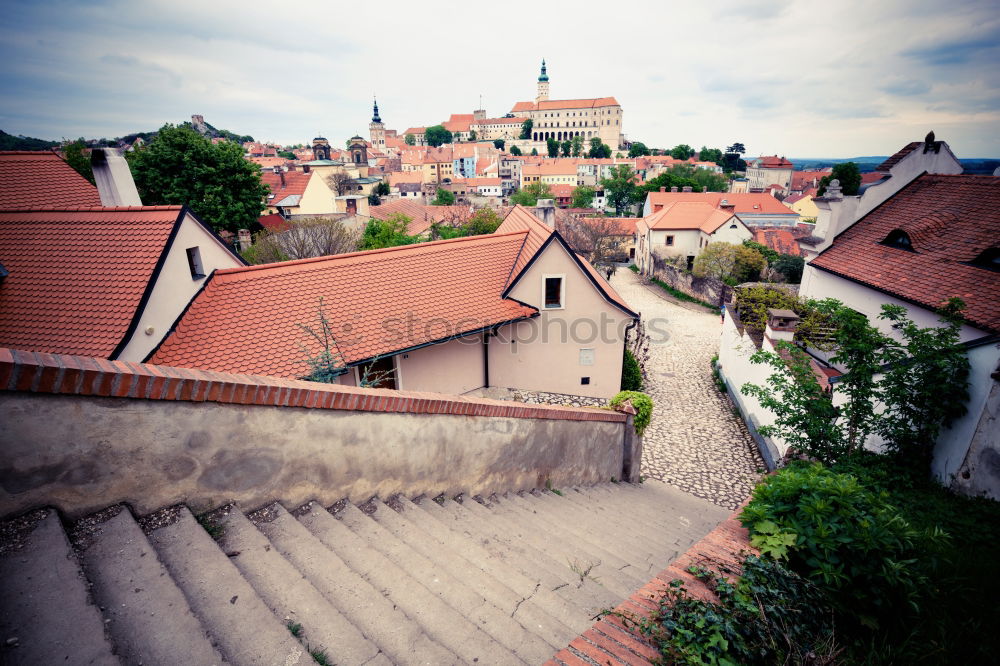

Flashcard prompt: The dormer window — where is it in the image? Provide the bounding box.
[543,275,564,309]
[881,229,915,252]
[968,247,1000,272]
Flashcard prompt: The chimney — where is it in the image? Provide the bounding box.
[670,186,678,192]
[765,308,800,343]
[681,186,693,192]
[237,229,252,252]
[824,179,843,199]
[90,148,142,206]
[533,198,556,227]
[720,198,735,210]
[273,166,285,188]
[659,186,666,192]
[303,164,311,174]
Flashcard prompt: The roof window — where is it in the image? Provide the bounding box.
[880,229,916,252]
[968,247,1000,272]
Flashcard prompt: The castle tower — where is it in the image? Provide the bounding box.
[312,135,331,161]
[369,98,385,150]
[536,59,550,102]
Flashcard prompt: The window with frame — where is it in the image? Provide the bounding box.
[185,247,205,280]
[544,276,564,309]
[666,236,674,246]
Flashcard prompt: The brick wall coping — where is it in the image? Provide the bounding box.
[0,348,627,424]
[546,504,754,665]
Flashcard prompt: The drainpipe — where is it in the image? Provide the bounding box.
[483,330,490,388]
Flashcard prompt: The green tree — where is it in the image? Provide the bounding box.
[510,145,522,156]
[670,144,695,160]
[509,181,552,206]
[571,185,596,208]
[600,164,638,216]
[698,146,724,163]
[62,139,94,184]
[588,137,612,158]
[430,208,503,239]
[404,133,416,146]
[818,162,862,196]
[367,192,381,206]
[571,135,584,157]
[743,239,779,264]
[431,188,455,205]
[773,254,805,283]
[277,150,295,159]
[628,142,650,157]
[519,119,533,140]
[468,130,477,142]
[733,245,768,282]
[693,242,737,279]
[375,181,390,196]
[530,148,539,156]
[493,139,505,150]
[425,125,453,147]
[359,213,418,250]
[127,124,268,233]
[546,137,559,157]
[726,142,746,154]
[560,140,572,157]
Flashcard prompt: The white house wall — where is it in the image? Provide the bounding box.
[396,335,484,394]
[119,214,244,362]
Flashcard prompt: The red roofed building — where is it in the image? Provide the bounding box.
[753,228,801,257]
[746,156,795,191]
[261,167,338,218]
[149,206,636,398]
[801,172,1000,497]
[0,206,244,361]
[635,201,753,273]
[0,151,102,209]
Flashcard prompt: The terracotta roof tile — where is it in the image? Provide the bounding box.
[261,170,312,206]
[875,142,921,172]
[646,192,797,217]
[150,233,537,377]
[510,97,620,112]
[0,151,102,209]
[753,228,801,256]
[0,206,182,356]
[644,202,737,234]
[367,200,472,235]
[810,174,1000,332]
[751,155,794,169]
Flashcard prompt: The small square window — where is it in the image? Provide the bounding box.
[581,377,590,385]
[666,236,674,246]
[186,247,205,280]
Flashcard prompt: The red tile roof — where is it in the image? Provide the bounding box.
[644,202,737,234]
[0,206,183,357]
[810,174,1000,333]
[646,192,796,217]
[367,200,472,235]
[753,228,801,256]
[511,97,620,112]
[875,142,921,172]
[261,170,312,206]
[751,156,794,169]
[150,233,538,377]
[0,151,102,209]
[258,213,290,232]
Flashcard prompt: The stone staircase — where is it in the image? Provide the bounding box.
[0,481,728,665]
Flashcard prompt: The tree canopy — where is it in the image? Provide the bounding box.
[600,164,639,216]
[571,135,584,157]
[127,123,268,233]
[628,142,650,157]
[425,125,453,147]
[726,142,746,154]
[510,181,552,206]
[571,185,596,209]
[520,119,533,140]
[359,213,419,250]
[546,137,559,157]
[670,144,695,160]
[431,188,455,205]
[698,146,724,163]
[62,140,94,184]
[640,163,728,195]
[510,145,522,156]
[404,133,415,146]
[493,139,505,150]
[430,208,503,239]
[818,162,862,196]
[588,137,612,159]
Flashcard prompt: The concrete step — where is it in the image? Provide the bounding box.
[458,496,639,601]
[530,489,682,575]
[80,507,227,665]
[341,501,560,662]
[581,482,728,543]
[255,503,459,666]
[431,498,621,615]
[370,499,578,646]
[494,493,651,591]
[297,502,525,665]
[146,507,305,666]
[215,507,381,665]
[0,510,118,666]
[400,498,592,634]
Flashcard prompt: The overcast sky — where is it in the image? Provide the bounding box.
[1,0,997,158]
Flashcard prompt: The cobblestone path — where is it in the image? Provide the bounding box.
[612,269,764,509]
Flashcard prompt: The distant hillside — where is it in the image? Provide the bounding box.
[789,156,998,174]
[0,129,59,151]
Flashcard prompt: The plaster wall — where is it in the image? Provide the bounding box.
[395,335,484,394]
[296,173,337,216]
[119,213,243,363]
[490,243,630,398]
[0,393,625,519]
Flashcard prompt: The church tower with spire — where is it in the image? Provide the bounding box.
[369,97,385,150]
[536,59,549,103]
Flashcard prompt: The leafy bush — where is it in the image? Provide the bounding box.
[609,390,652,436]
[625,555,836,665]
[740,463,944,627]
[620,349,643,391]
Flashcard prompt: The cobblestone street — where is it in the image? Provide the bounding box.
[612,269,764,510]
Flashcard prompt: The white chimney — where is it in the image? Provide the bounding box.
[534,199,556,227]
[90,148,142,206]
